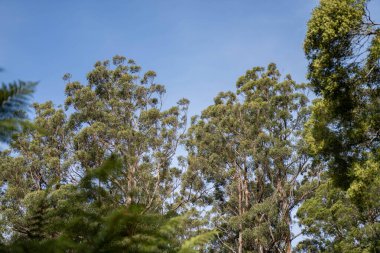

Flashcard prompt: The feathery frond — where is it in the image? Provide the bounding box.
[0,81,36,142]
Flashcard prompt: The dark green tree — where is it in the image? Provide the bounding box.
[304,0,380,187]
[297,169,380,252]
[298,0,380,251]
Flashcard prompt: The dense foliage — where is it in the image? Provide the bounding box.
[297,0,380,251]
[0,57,212,252]
[183,64,319,252]
[0,0,379,252]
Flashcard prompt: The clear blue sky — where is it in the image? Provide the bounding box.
[1,0,379,116]
[1,0,320,116]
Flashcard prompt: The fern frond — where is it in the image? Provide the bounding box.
[0,81,36,142]
[179,230,217,253]
[0,81,37,118]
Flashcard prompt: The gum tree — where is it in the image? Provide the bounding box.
[64,55,189,211]
[183,64,317,253]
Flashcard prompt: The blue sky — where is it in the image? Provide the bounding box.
[1,0,379,116]
[1,0,320,116]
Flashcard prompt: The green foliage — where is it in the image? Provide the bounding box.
[0,57,216,252]
[297,173,380,252]
[183,63,317,252]
[0,155,215,253]
[304,0,380,187]
[0,81,37,142]
[179,230,217,253]
[64,55,189,210]
[0,4,378,250]
[298,0,380,250]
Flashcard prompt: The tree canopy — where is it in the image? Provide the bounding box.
[0,0,379,252]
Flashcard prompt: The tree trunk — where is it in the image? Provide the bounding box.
[238,170,243,253]
[238,230,243,253]
[284,211,292,253]
[126,164,135,206]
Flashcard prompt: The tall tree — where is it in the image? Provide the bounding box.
[304,0,380,187]
[298,0,380,250]
[183,64,317,252]
[0,102,70,239]
[0,56,216,252]
[64,55,189,211]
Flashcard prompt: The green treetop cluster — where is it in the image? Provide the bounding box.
[0,0,379,252]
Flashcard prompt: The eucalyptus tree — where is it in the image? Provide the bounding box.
[64,55,189,211]
[183,64,317,253]
[0,101,70,239]
[0,56,215,250]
